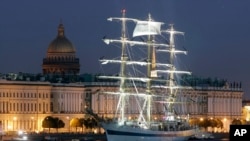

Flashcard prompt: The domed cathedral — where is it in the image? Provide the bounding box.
[42,23,80,81]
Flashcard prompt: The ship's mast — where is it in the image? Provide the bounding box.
[100,10,143,124]
[101,12,165,124]
[119,9,128,123]
[146,14,153,123]
[166,24,184,114]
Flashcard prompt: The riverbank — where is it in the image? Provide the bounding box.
[2,133,107,141]
[1,132,229,141]
[213,132,229,139]
[189,132,229,141]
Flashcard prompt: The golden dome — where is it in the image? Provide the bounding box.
[47,23,76,53]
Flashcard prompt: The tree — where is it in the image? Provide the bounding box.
[241,119,247,125]
[54,117,65,133]
[232,119,242,125]
[42,116,65,133]
[83,118,99,133]
[70,118,82,132]
[83,118,90,130]
[214,118,223,128]
[189,118,199,126]
[197,118,224,131]
[79,118,85,133]
[42,116,55,133]
[198,118,210,130]
[209,119,217,128]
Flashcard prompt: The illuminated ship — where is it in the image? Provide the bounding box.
[96,9,196,141]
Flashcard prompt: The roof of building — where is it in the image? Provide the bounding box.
[47,23,76,53]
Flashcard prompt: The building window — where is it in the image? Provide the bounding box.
[10,103,12,111]
[50,102,53,112]
[20,103,22,112]
[17,103,19,111]
[24,103,26,111]
[46,103,48,112]
[43,102,45,112]
[39,103,41,112]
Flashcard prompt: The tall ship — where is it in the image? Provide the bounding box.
[95,9,196,141]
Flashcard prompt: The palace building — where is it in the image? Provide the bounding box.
[0,74,243,133]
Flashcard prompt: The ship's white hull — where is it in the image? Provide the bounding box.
[102,123,196,141]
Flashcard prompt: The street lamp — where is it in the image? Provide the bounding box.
[13,117,17,131]
[66,116,70,133]
[31,117,34,132]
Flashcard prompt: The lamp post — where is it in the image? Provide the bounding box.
[66,116,70,133]
[13,117,17,131]
[31,117,34,132]
[223,118,228,132]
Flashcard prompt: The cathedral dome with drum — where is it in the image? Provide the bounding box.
[42,23,80,78]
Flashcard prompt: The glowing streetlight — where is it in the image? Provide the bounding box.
[13,117,17,131]
[31,117,34,132]
[66,116,70,132]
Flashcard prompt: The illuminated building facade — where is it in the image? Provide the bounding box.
[0,79,86,132]
[242,100,250,122]
[0,79,243,133]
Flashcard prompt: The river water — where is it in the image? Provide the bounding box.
[2,133,229,141]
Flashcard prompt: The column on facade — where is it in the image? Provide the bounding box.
[75,93,78,112]
[73,93,75,112]
[232,98,235,116]
[219,97,221,115]
[100,94,105,114]
[63,92,66,112]
[71,93,74,112]
[69,93,72,112]
[223,96,226,116]
[74,93,77,112]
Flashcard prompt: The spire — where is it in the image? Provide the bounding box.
[58,20,64,37]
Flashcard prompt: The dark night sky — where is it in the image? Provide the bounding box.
[0,0,250,98]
